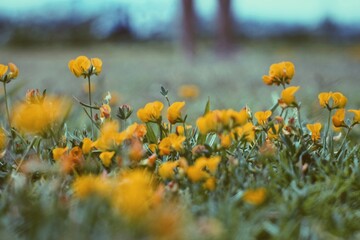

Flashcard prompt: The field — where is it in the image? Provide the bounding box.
[1,40,360,239]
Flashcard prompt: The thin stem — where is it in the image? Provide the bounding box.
[296,106,303,135]
[323,109,332,152]
[87,76,94,138]
[337,127,351,155]
[3,82,11,130]
[16,137,37,172]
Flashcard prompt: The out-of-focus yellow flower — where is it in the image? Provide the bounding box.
[318,92,347,110]
[137,101,164,123]
[112,169,161,220]
[262,61,295,86]
[279,86,300,107]
[59,146,84,173]
[205,156,221,174]
[11,96,71,135]
[220,134,232,148]
[73,175,111,199]
[52,147,68,161]
[100,104,111,119]
[332,109,346,128]
[99,151,115,167]
[158,133,186,156]
[254,110,272,125]
[0,62,19,83]
[348,109,360,125]
[306,122,322,142]
[267,124,280,140]
[158,161,179,180]
[82,138,93,154]
[167,101,185,124]
[233,122,255,142]
[92,120,121,151]
[186,165,209,182]
[128,139,144,162]
[243,188,267,205]
[186,156,221,182]
[178,84,200,100]
[0,128,7,152]
[82,82,96,93]
[196,112,218,135]
[203,177,216,191]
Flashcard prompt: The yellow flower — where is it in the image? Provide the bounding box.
[99,151,115,167]
[92,120,121,151]
[332,109,346,128]
[158,161,179,180]
[267,124,280,140]
[205,156,221,174]
[203,177,216,191]
[167,101,185,124]
[72,175,111,199]
[158,133,186,156]
[280,86,300,107]
[178,84,199,100]
[11,96,71,135]
[232,108,250,126]
[196,112,218,135]
[243,188,267,205]
[306,123,322,142]
[262,61,295,86]
[137,101,164,123]
[318,92,347,109]
[0,128,8,152]
[91,58,102,75]
[100,104,111,119]
[233,122,255,142]
[7,62,19,79]
[82,138,93,155]
[68,56,102,78]
[254,110,272,125]
[112,169,161,220]
[0,64,8,79]
[186,165,209,182]
[318,92,332,108]
[52,147,68,161]
[220,134,232,148]
[348,109,360,125]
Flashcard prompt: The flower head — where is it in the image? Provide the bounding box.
[158,161,179,180]
[332,109,346,128]
[279,86,300,107]
[99,151,115,167]
[158,133,186,156]
[306,122,322,142]
[178,84,199,100]
[0,128,7,152]
[254,110,272,125]
[167,101,185,124]
[348,109,360,125]
[68,56,102,78]
[243,188,267,205]
[262,61,295,86]
[318,92,347,110]
[0,62,19,83]
[137,101,164,123]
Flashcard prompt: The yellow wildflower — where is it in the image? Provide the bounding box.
[52,147,68,161]
[158,161,179,180]
[332,109,346,128]
[0,62,19,82]
[92,120,121,151]
[306,123,322,142]
[81,138,93,155]
[203,177,216,191]
[318,92,347,110]
[72,175,111,199]
[262,61,295,86]
[220,134,232,148]
[0,64,8,79]
[254,110,272,125]
[137,101,164,123]
[11,96,71,135]
[243,188,267,205]
[158,133,186,156]
[186,165,209,182]
[233,122,255,142]
[167,101,185,124]
[99,151,115,167]
[0,128,7,152]
[267,124,280,140]
[279,86,300,107]
[91,58,102,75]
[348,109,360,125]
[100,104,111,119]
[178,84,199,100]
[112,169,161,220]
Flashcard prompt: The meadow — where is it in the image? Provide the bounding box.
[0,41,360,239]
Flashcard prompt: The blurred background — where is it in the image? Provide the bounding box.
[1,0,360,123]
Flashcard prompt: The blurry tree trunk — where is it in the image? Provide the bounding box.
[217,0,234,56]
[181,0,196,58]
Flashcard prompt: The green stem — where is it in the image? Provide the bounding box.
[337,127,351,156]
[297,106,303,135]
[16,137,37,172]
[323,109,332,152]
[87,76,94,138]
[3,82,11,130]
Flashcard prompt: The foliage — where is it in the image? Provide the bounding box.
[0,59,359,239]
